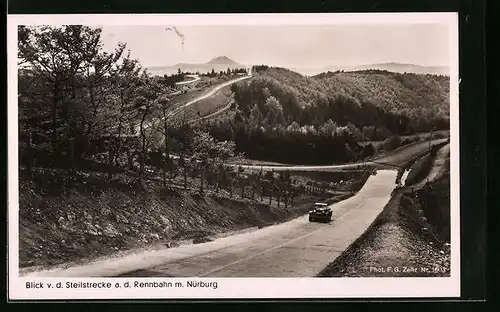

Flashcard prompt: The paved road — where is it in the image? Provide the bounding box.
[165,71,252,120]
[137,70,252,133]
[23,170,396,278]
[145,138,446,174]
[234,139,448,172]
[175,74,201,85]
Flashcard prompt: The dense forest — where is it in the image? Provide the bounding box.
[204,65,450,164]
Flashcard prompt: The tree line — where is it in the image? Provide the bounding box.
[199,67,248,78]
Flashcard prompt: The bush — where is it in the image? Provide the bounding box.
[431,132,448,139]
[381,135,402,151]
[361,143,376,159]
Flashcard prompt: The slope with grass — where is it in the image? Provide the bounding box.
[182,85,234,121]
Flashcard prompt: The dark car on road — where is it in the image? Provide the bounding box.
[309,203,332,223]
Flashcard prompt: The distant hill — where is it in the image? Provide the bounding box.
[146,56,245,76]
[206,56,240,65]
[291,62,449,76]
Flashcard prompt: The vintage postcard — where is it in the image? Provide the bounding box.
[8,12,459,300]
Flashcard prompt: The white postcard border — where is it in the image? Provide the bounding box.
[7,12,460,300]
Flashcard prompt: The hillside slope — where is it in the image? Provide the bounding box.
[291,63,449,76]
[324,62,449,76]
[313,69,449,118]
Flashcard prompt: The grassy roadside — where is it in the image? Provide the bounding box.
[359,130,450,149]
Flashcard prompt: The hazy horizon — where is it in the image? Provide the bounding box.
[100,24,450,69]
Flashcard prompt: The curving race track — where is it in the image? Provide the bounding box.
[21,139,444,277]
[22,66,446,278]
[135,69,252,134]
[229,139,448,172]
[158,138,447,174]
[22,170,396,278]
[175,74,201,85]
[165,72,252,120]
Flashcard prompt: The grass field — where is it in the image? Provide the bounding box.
[167,77,232,109]
[359,130,450,149]
[182,86,234,120]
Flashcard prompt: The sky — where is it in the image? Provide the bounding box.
[99,24,450,69]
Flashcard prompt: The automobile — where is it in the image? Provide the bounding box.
[309,203,332,223]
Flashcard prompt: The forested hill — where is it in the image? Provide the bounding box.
[312,69,450,119]
[231,66,450,134]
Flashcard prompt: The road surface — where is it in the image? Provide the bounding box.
[138,70,252,134]
[139,138,445,175]
[165,71,252,120]
[22,170,396,278]
[232,139,448,172]
[175,74,201,85]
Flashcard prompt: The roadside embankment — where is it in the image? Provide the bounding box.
[316,190,450,277]
[318,143,451,277]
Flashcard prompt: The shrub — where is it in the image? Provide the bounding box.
[401,139,410,146]
[361,143,376,159]
[430,132,443,139]
[381,135,402,151]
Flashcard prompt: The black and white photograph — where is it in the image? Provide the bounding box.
[8,13,459,299]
